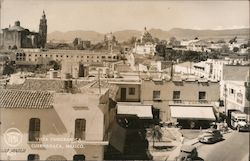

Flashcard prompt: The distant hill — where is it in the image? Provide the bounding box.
[167,28,250,40]
[48,28,250,43]
[48,30,104,43]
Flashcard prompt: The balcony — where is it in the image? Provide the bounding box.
[169,100,213,106]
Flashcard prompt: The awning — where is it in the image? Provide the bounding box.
[117,104,153,119]
[170,106,216,120]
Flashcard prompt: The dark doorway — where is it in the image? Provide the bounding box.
[73,154,85,161]
[120,88,127,101]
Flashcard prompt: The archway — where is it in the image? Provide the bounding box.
[46,155,67,161]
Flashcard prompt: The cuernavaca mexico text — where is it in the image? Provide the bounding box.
[0,0,249,161]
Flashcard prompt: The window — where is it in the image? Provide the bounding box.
[29,118,40,142]
[73,155,85,161]
[56,55,58,57]
[102,56,105,59]
[153,91,161,100]
[129,88,135,95]
[199,91,206,100]
[230,89,234,94]
[108,56,112,59]
[75,119,86,140]
[27,154,39,161]
[173,91,180,100]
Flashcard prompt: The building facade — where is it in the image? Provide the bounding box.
[141,78,220,124]
[10,49,120,66]
[0,82,113,160]
[221,65,250,114]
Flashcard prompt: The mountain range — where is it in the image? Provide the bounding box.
[48,28,250,43]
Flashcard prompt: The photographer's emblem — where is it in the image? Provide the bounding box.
[4,128,23,147]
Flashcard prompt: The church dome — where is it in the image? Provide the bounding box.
[8,21,25,31]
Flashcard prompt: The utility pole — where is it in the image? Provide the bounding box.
[224,84,227,116]
[170,61,174,80]
[98,69,101,95]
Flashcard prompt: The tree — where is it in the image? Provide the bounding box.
[155,44,166,57]
[169,37,176,45]
[73,38,79,47]
[128,36,137,45]
[233,47,239,53]
[48,60,61,70]
[150,125,163,148]
[169,37,180,46]
[142,31,154,43]
[221,44,230,53]
[153,37,160,44]
[229,36,237,44]
[217,39,225,43]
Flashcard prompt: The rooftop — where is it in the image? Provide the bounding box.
[223,65,250,81]
[0,90,53,109]
[30,49,120,55]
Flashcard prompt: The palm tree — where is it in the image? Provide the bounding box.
[151,125,163,148]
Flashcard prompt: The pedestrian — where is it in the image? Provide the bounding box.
[180,134,184,144]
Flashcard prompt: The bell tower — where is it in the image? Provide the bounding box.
[39,10,47,48]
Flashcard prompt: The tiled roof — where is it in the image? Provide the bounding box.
[0,90,54,109]
[21,79,65,92]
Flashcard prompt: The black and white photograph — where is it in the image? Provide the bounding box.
[0,0,249,161]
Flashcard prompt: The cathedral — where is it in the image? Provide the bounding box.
[0,11,47,49]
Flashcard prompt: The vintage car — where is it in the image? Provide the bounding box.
[176,145,203,161]
[198,129,223,144]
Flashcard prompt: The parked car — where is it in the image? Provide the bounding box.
[176,145,203,161]
[198,129,223,144]
[239,124,250,132]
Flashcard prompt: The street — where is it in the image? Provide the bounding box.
[197,131,249,161]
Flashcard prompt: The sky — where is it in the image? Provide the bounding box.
[0,0,249,34]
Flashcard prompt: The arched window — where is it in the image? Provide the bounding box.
[27,154,39,161]
[29,118,40,142]
[74,119,86,140]
[73,154,85,161]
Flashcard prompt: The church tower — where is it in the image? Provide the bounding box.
[39,10,47,48]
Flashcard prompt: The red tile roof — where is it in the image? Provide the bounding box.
[0,90,54,109]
